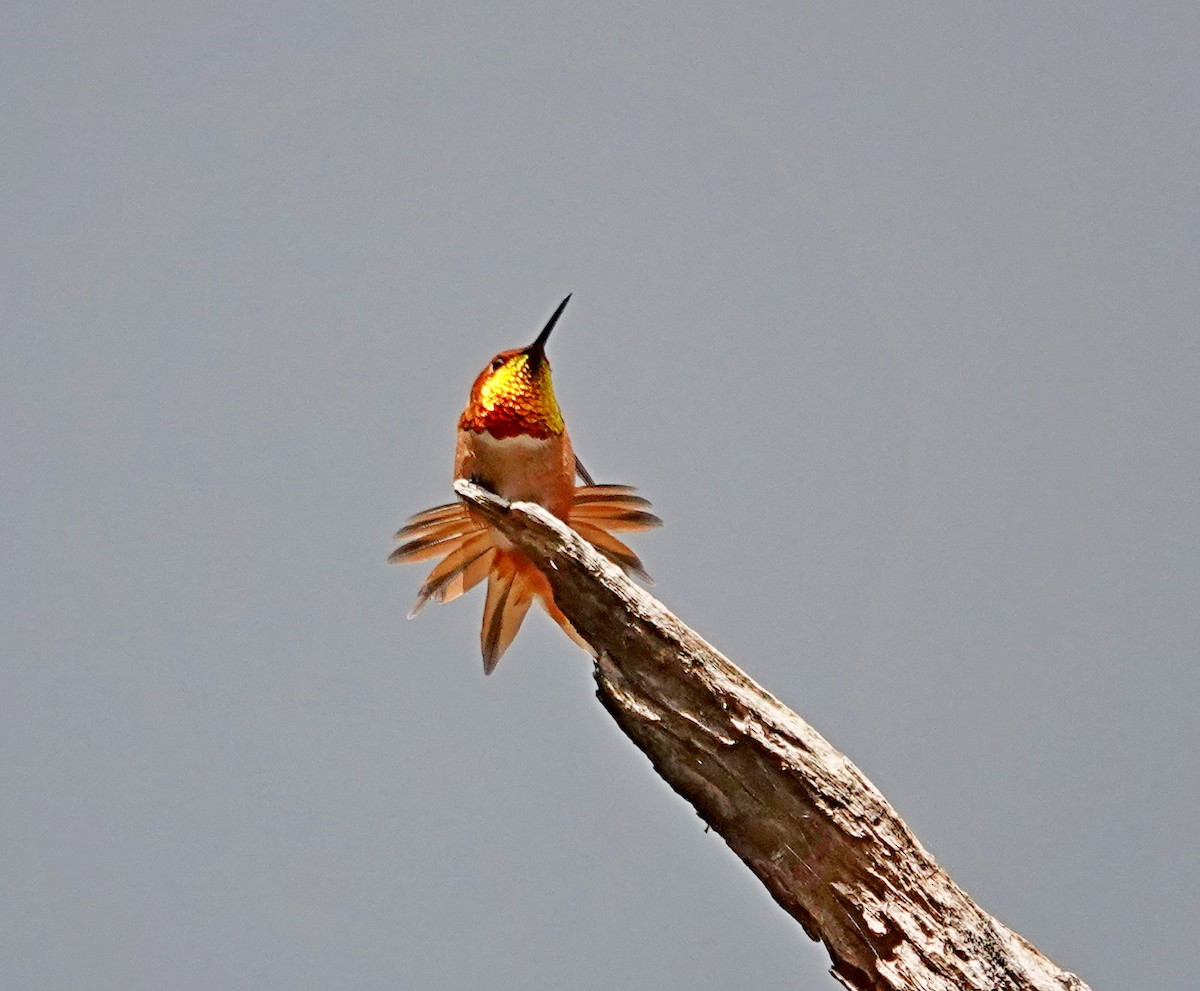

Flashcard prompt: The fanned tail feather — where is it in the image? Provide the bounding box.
[569,484,662,582]
[390,503,491,616]
[389,500,584,673]
[480,554,534,674]
[408,534,496,618]
[479,551,595,672]
[389,502,488,565]
[390,483,659,670]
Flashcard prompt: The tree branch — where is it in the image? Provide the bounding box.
[454,480,1091,991]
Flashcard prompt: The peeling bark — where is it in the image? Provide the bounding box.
[454,480,1091,991]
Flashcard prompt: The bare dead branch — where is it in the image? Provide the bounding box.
[454,479,1091,991]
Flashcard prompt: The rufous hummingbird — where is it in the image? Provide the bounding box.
[389,295,660,673]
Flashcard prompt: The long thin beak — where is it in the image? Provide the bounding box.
[526,293,571,363]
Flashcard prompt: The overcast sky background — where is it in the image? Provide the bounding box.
[5,4,1198,989]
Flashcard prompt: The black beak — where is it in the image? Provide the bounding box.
[525,293,571,368]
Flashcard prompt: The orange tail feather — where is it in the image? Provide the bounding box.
[391,484,660,669]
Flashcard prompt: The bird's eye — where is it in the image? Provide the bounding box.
[490,357,505,371]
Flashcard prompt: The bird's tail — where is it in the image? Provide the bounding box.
[566,484,661,583]
[389,484,660,672]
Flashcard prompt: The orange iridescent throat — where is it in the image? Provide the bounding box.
[459,351,565,440]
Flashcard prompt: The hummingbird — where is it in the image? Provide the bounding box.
[389,295,661,673]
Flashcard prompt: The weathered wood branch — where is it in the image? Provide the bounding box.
[454,479,1091,991]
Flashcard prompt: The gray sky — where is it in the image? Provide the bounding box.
[4,4,1198,989]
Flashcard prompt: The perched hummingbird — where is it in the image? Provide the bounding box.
[389,295,660,673]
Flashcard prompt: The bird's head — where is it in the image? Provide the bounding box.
[459,294,571,439]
